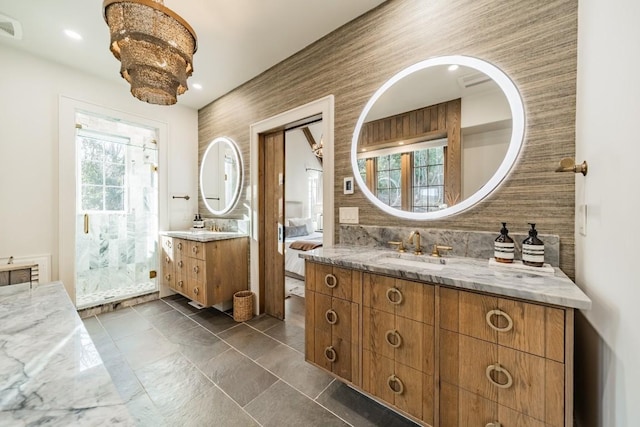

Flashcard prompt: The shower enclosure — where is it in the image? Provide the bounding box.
[74,112,159,309]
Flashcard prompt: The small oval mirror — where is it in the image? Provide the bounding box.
[351,55,525,220]
[200,136,243,215]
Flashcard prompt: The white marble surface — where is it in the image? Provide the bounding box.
[160,230,248,242]
[0,282,134,426]
[300,246,592,309]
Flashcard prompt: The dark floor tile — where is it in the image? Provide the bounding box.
[217,324,281,360]
[166,324,230,369]
[256,343,333,398]
[114,327,178,370]
[99,308,152,341]
[152,309,199,337]
[136,353,218,417]
[316,381,420,427]
[245,380,347,427]
[133,299,174,319]
[202,348,277,407]
[246,314,282,331]
[263,321,305,353]
[191,307,238,334]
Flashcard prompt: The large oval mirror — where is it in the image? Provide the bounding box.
[200,136,243,215]
[351,55,525,220]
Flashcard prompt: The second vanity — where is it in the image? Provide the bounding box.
[160,230,248,307]
[300,246,590,427]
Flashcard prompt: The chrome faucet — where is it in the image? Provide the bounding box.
[408,231,422,255]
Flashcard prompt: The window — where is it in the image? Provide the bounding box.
[412,147,445,212]
[357,140,446,212]
[78,133,127,212]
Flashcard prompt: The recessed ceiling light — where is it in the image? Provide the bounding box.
[64,29,82,40]
[448,64,459,71]
[192,83,203,90]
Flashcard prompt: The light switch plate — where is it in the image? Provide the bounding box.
[339,207,359,224]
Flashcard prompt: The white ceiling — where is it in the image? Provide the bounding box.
[0,0,386,110]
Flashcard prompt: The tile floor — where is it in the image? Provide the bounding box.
[84,291,419,426]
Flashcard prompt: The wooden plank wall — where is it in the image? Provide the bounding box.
[198,0,578,278]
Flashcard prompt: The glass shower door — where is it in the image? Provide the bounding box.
[75,125,158,309]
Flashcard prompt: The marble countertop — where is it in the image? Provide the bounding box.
[160,229,248,242]
[0,282,134,425]
[300,246,591,310]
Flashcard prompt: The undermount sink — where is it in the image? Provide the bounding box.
[372,253,447,271]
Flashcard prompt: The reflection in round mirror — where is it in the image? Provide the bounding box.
[200,136,243,215]
[351,55,525,220]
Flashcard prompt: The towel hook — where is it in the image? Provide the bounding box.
[555,157,588,176]
[172,195,190,200]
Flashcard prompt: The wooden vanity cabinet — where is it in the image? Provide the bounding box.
[161,236,248,307]
[304,261,574,427]
[305,262,361,385]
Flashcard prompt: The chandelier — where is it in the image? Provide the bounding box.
[103,0,197,105]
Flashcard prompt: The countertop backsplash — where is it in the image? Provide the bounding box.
[339,224,560,268]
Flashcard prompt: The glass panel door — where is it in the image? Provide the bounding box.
[75,112,159,309]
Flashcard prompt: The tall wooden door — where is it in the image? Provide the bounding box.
[260,130,285,319]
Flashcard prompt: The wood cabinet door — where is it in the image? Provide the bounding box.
[174,238,187,258]
[188,240,205,260]
[440,382,497,427]
[394,278,426,323]
[313,262,334,296]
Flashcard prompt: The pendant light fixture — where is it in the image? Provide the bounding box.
[103,0,197,105]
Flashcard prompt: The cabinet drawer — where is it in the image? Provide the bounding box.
[363,273,434,324]
[173,238,187,256]
[440,287,565,361]
[187,240,206,260]
[314,293,353,341]
[440,330,563,426]
[362,350,429,421]
[440,382,547,427]
[189,280,206,306]
[161,236,174,259]
[188,258,206,282]
[362,307,434,374]
[308,262,355,301]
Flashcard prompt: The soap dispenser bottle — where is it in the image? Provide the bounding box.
[522,223,544,267]
[494,222,515,263]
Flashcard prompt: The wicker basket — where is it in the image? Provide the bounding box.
[233,290,254,322]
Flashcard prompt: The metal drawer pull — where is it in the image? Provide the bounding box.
[165,256,170,264]
[324,346,337,362]
[325,309,338,325]
[192,246,198,254]
[178,280,184,288]
[177,242,183,250]
[164,274,171,281]
[486,363,513,389]
[386,287,403,305]
[193,287,199,295]
[387,375,404,395]
[486,423,502,427]
[193,265,199,273]
[385,330,402,348]
[177,260,183,268]
[167,241,172,248]
[486,309,514,332]
[324,273,338,288]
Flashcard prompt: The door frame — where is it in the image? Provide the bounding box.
[249,95,335,314]
[59,96,169,305]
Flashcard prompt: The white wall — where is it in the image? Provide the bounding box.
[575,1,640,425]
[462,127,510,199]
[285,124,323,218]
[0,45,198,287]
